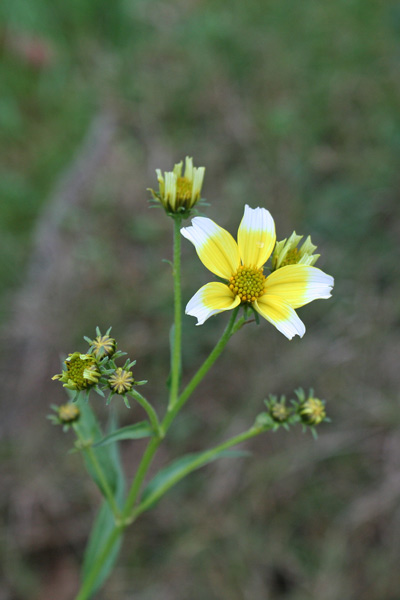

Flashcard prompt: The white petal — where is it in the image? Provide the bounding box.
[237,205,276,269]
[254,295,306,340]
[265,265,334,309]
[186,282,240,325]
[181,217,240,279]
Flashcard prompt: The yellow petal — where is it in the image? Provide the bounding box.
[237,205,276,269]
[254,294,305,339]
[264,265,334,309]
[181,217,240,279]
[186,282,240,325]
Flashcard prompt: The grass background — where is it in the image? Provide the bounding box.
[1,0,400,598]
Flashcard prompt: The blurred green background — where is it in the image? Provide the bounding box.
[1,0,400,598]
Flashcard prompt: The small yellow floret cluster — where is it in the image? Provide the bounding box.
[229,266,266,303]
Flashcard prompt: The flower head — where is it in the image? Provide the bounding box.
[52,352,101,391]
[148,156,205,215]
[57,403,81,424]
[181,205,334,339]
[48,402,81,429]
[87,328,116,359]
[271,232,320,271]
[108,367,134,395]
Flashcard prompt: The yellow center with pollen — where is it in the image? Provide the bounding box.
[66,355,97,389]
[229,265,266,303]
[280,247,300,267]
[176,177,192,201]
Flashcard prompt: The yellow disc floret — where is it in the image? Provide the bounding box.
[229,265,266,303]
[109,367,134,395]
[176,177,192,203]
[279,247,300,267]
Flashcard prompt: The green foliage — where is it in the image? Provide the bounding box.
[78,404,125,597]
[140,449,250,512]
[93,421,154,447]
[75,397,124,499]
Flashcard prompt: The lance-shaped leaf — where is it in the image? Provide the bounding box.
[93,421,154,447]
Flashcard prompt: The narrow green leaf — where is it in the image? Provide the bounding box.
[75,398,122,497]
[81,409,125,596]
[81,501,122,596]
[93,422,154,447]
[140,449,250,511]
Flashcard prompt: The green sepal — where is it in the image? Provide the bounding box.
[93,422,154,447]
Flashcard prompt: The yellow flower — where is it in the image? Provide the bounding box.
[148,156,205,214]
[181,205,334,339]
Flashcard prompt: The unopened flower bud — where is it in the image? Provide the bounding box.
[271,232,320,271]
[89,332,117,359]
[58,403,80,424]
[148,156,205,215]
[299,397,326,425]
[108,367,134,395]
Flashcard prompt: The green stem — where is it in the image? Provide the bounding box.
[131,424,265,520]
[162,307,242,433]
[169,216,182,409]
[77,307,244,598]
[121,436,162,522]
[74,426,120,520]
[128,389,161,436]
[75,525,123,600]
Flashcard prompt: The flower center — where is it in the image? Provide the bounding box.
[66,354,97,389]
[176,177,192,201]
[280,247,300,267]
[229,266,266,303]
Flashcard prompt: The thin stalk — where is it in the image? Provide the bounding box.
[124,308,241,519]
[121,436,162,521]
[162,307,242,433]
[74,426,120,520]
[128,389,161,436]
[131,424,265,520]
[169,216,182,409]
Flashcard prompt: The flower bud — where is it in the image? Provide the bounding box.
[271,232,320,271]
[88,331,117,359]
[264,394,292,424]
[108,367,135,395]
[148,156,205,215]
[58,403,80,424]
[299,397,326,426]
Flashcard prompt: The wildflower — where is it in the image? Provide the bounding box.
[148,156,205,215]
[86,327,116,359]
[299,397,326,425]
[52,352,101,391]
[108,367,135,395]
[57,403,81,424]
[181,205,334,339]
[271,232,320,271]
[47,403,80,429]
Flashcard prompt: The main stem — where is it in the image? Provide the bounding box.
[169,216,182,409]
